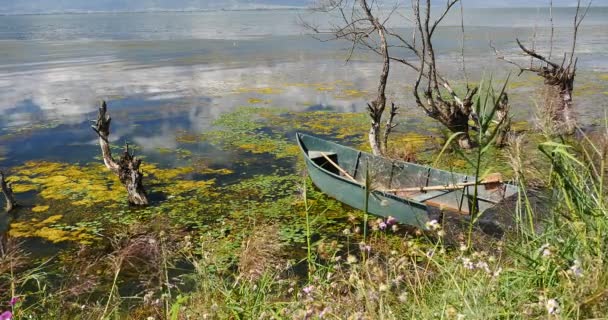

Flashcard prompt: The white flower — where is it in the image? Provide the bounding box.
[459,243,468,252]
[538,243,552,258]
[492,267,503,278]
[378,283,389,292]
[457,314,466,320]
[347,255,358,264]
[476,261,491,273]
[461,257,475,270]
[546,298,561,315]
[569,260,583,278]
[398,291,408,302]
[425,219,441,231]
[342,228,351,235]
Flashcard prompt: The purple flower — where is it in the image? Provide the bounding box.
[0,311,12,320]
[359,242,371,253]
[386,216,397,225]
[379,221,387,230]
[9,297,18,307]
[302,285,314,295]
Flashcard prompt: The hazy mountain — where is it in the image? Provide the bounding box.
[0,0,605,14]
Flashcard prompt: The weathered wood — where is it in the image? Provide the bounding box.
[382,173,503,193]
[92,101,149,206]
[320,152,357,183]
[0,171,16,212]
[494,92,512,147]
[494,0,589,134]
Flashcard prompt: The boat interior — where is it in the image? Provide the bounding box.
[307,148,515,215]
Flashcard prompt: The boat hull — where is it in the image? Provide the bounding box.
[297,133,518,229]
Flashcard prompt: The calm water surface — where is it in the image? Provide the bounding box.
[0,7,607,194]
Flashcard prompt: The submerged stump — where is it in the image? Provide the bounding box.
[0,171,16,212]
[92,101,149,206]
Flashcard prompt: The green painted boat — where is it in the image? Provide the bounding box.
[297,133,518,229]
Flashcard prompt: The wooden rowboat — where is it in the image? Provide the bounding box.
[297,133,518,229]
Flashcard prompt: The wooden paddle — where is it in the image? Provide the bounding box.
[320,152,357,183]
[317,152,503,193]
[381,173,503,193]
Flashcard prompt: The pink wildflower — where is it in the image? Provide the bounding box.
[302,285,314,295]
[9,297,18,307]
[0,311,11,320]
[386,216,397,225]
[378,221,387,230]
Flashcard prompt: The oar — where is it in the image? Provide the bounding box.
[318,152,503,193]
[381,173,503,193]
[319,152,358,183]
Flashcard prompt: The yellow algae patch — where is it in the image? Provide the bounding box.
[171,179,218,197]
[14,161,64,176]
[316,86,334,92]
[247,98,264,104]
[334,89,368,99]
[273,111,368,140]
[390,132,433,152]
[176,132,200,144]
[144,164,195,181]
[13,160,226,207]
[10,214,97,244]
[156,147,173,154]
[11,183,38,193]
[511,121,531,131]
[32,205,50,212]
[14,161,124,206]
[598,74,608,81]
[235,87,283,95]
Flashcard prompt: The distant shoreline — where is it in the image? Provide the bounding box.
[2,6,607,17]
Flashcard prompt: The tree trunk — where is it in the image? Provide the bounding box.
[437,104,475,149]
[495,92,511,147]
[543,83,576,135]
[369,119,382,156]
[93,101,149,206]
[117,146,148,205]
[0,172,16,212]
[361,0,391,156]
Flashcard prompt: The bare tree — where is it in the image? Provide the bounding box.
[92,101,149,206]
[0,171,16,212]
[494,92,512,147]
[494,0,591,134]
[305,0,479,149]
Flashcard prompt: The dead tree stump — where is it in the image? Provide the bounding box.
[0,171,16,212]
[494,1,589,135]
[92,101,149,206]
[495,92,512,147]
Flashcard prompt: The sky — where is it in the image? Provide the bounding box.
[0,0,605,14]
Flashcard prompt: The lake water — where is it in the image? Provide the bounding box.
[0,7,607,253]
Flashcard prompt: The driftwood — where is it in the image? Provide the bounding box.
[92,101,149,206]
[0,171,16,212]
